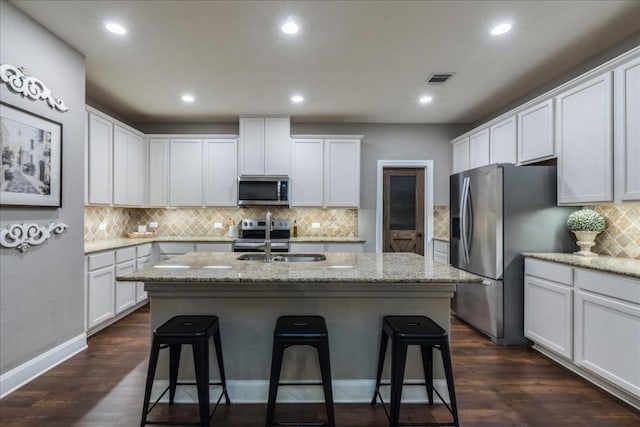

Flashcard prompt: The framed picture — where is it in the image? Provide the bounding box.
[0,102,62,207]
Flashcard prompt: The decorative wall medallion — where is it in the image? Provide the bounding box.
[0,222,69,252]
[0,64,68,112]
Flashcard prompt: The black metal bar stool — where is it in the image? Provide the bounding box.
[140,315,231,427]
[265,315,335,427]
[371,316,459,427]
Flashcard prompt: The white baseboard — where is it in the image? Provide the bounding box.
[0,333,87,398]
[151,379,450,404]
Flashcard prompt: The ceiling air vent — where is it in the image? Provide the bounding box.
[425,73,455,85]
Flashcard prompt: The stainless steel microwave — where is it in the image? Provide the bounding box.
[238,176,289,206]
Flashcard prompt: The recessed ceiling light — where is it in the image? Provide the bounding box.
[281,20,299,35]
[291,95,304,103]
[181,94,195,103]
[419,95,433,104]
[490,22,512,36]
[104,21,127,35]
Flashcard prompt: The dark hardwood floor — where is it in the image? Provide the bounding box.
[1,304,638,426]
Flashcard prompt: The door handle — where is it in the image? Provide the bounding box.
[417,232,423,237]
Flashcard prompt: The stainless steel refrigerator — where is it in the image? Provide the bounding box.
[450,164,575,344]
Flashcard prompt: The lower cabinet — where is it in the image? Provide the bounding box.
[524,257,640,406]
[289,242,364,253]
[136,255,151,303]
[433,240,449,265]
[87,263,115,329]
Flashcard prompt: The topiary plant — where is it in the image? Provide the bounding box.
[566,209,606,233]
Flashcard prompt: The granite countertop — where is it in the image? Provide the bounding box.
[85,235,366,254]
[523,253,640,279]
[117,252,482,284]
[433,237,450,242]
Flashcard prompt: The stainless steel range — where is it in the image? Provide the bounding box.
[232,217,290,252]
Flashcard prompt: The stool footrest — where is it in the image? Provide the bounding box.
[273,422,329,426]
[278,381,324,386]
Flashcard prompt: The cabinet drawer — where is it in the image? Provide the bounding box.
[576,268,640,304]
[525,258,573,285]
[195,243,232,252]
[156,242,195,255]
[115,247,136,263]
[88,251,115,271]
[433,240,449,253]
[136,243,153,258]
[325,243,363,253]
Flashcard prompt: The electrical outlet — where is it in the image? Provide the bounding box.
[149,221,158,229]
[214,222,223,229]
[98,223,107,231]
[312,222,321,229]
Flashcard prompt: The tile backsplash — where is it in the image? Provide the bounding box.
[433,205,449,240]
[592,203,640,260]
[84,206,357,241]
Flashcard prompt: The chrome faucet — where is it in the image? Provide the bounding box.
[262,211,272,263]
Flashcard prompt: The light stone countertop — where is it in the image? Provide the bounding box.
[289,236,366,243]
[433,237,450,242]
[523,253,640,279]
[117,252,482,284]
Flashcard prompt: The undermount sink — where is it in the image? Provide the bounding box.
[236,253,327,262]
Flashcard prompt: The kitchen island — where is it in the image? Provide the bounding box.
[118,252,480,404]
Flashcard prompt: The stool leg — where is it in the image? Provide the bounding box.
[420,344,434,405]
[371,329,389,405]
[213,328,231,405]
[390,340,408,427]
[265,340,285,427]
[439,341,460,427]
[192,341,211,427]
[169,344,182,405]
[317,340,336,427]
[141,340,161,427]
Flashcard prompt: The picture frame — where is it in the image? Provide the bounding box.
[0,102,62,207]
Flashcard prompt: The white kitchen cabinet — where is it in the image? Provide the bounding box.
[469,128,490,169]
[324,139,360,207]
[289,242,325,252]
[113,125,147,206]
[490,116,517,164]
[135,255,151,303]
[156,242,196,260]
[239,117,290,175]
[451,136,470,173]
[86,251,115,329]
[87,112,113,204]
[291,139,324,206]
[115,260,136,314]
[195,243,233,252]
[517,99,555,164]
[614,56,640,201]
[433,240,449,265]
[557,72,613,204]
[524,259,574,360]
[204,138,238,206]
[169,139,203,206]
[148,139,169,207]
[574,268,640,398]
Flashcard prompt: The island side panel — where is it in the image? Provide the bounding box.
[147,283,455,403]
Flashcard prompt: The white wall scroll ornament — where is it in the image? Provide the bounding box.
[0,222,69,252]
[0,64,68,112]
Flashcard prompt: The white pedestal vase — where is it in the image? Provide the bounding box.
[572,231,600,257]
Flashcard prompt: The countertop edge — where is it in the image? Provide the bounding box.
[523,253,640,279]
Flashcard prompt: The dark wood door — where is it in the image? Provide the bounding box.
[383,168,424,255]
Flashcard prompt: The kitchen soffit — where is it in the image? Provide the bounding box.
[10,0,640,124]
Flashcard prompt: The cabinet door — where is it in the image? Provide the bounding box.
[517,99,554,164]
[325,243,364,253]
[136,255,152,303]
[524,275,573,360]
[87,265,115,328]
[557,72,613,204]
[148,139,169,207]
[115,260,136,314]
[469,129,490,169]
[490,116,517,164]
[433,251,448,265]
[239,118,265,175]
[574,289,640,396]
[264,118,290,175]
[127,133,147,206]
[452,137,470,173]
[289,243,326,252]
[324,139,360,207]
[204,139,237,206]
[614,56,640,201]
[87,113,113,204]
[195,243,233,252]
[291,139,324,206]
[112,126,129,205]
[169,139,203,206]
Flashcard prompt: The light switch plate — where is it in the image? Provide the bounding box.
[214,222,223,229]
[149,222,158,228]
[98,223,107,231]
[312,222,321,229]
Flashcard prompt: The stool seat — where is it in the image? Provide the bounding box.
[383,315,447,340]
[155,315,219,338]
[274,315,328,339]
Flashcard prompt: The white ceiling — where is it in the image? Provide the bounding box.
[11,0,640,124]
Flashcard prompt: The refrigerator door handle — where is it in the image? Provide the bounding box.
[465,177,473,262]
[461,177,470,264]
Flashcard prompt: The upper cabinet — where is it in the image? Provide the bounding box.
[490,116,517,164]
[614,56,640,202]
[87,112,113,204]
[239,117,290,175]
[469,128,490,169]
[204,138,238,206]
[556,72,613,204]
[451,136,470,173]
[168,139,203,206]
[113,125,147,206]
[148,139,169,207]
[291,136,361,208]
[517,99,555,164]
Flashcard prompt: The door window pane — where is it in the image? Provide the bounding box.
[390,176,415,230]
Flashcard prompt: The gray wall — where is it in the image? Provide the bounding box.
[0,1,85,373]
